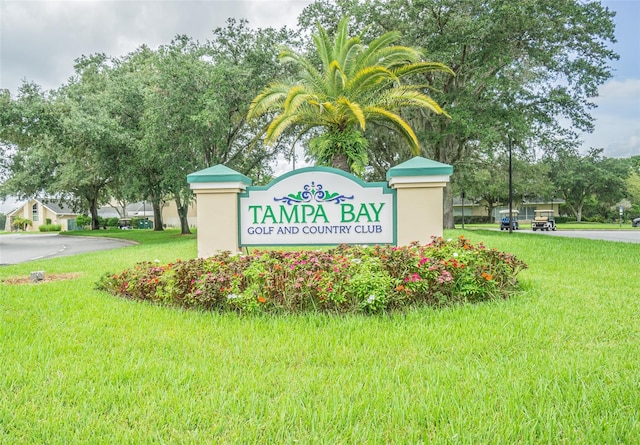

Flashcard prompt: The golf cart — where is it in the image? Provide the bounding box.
[118,218,133,230]
[532,210,556,231]
[499,209,520,231]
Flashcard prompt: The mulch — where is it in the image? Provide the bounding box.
[2,272,82,285]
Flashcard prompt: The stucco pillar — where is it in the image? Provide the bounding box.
[387,157,453,246]
[187,165,252,257]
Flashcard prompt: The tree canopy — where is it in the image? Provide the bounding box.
[545,148,629,222]
[1,20,293,232]
[298,0,618,225]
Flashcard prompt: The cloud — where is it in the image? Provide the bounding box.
[581,78,640,158]
[596,78,640,99]
[601,127,640,158]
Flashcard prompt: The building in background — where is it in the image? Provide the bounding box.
[4,198,79,231]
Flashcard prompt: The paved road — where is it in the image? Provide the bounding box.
[0,233,135,265]
[522,229,640,243]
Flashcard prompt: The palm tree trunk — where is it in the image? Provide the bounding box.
[332,152,351,173]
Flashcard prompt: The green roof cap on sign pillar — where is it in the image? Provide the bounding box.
[187,164,252,185]
[386,156,453,180]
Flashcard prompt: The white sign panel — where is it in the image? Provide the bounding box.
[239,168,396,246]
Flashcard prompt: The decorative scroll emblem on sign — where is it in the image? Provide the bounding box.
[274,182,354,205]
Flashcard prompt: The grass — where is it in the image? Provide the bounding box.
[1,229,639,443]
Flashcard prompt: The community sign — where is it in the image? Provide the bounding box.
[239,167,396,246]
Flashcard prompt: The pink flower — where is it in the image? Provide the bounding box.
[404,273,422,283]
[438,271,452,284]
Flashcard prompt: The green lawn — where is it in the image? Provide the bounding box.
[1,229,638,443]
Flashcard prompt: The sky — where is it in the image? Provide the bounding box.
[1,0,639,212]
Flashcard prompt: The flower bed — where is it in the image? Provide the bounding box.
[96,236,527,314]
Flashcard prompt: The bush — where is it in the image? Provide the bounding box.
[38,224,62,232]
[76,214,92,228]
[585,215,606,223]
[107,217,120,227]
[97,236,527,315]
[554,216,575,224]
[453,216,491,224]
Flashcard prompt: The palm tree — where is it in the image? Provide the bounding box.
[247,18,454,174]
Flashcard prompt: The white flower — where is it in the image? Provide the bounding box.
[227,293,240,300]
[453,252,459,258]
[351,258,362,264]
[447,238,453,242]
[367,294,376,303]
[154,259,161,263]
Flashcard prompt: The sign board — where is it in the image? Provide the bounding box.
[239,167,396,246]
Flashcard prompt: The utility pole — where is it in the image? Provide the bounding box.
[508,135,513,234]
[461,190,465,229]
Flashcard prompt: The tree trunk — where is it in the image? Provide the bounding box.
[179,209,191,234]
[565,198,584,222]
[111,200,128,218]
[486,202,497,223]
[174,195,192,235]
[332,152,351,173]
[443,183,455,229]
[90,197,100,230]
[152,200,164,231]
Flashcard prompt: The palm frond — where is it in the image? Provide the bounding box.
[332,18,351,63]
[377,87,450,117]
[357,31,403,68]
[265,112,302,144]
[283,85,313,114]
[313,24,334,70]
[340,36,363,77]
[337,97,366,130]
[346,66,396,96]
[328,60,348,94]
[247,82,290,119]
[365,106,421,155]
[393,61,455,78]
[318,101,337,114]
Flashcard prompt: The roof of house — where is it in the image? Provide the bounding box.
[40,199,78,215]
[6,198,79,216]
[97,201,154,219]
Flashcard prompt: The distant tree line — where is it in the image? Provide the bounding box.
[454,149,638,222]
